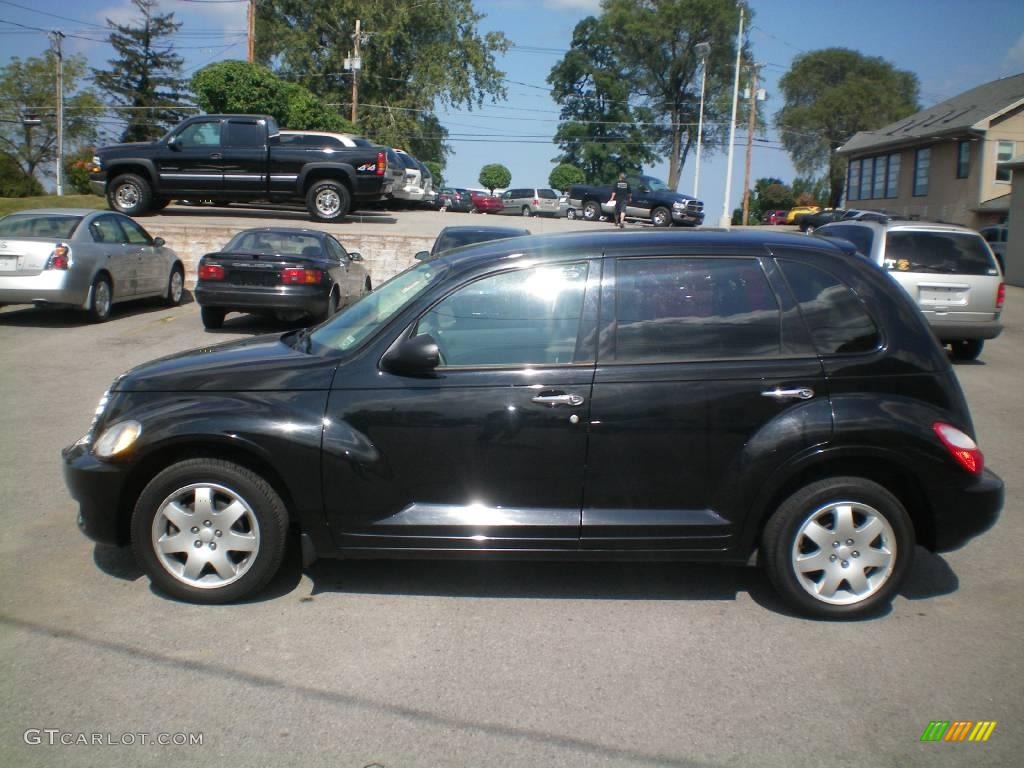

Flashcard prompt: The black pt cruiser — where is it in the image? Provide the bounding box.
[63,230,1003,617]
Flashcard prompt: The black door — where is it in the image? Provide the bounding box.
[322,260,599,550]
[220,118,268,197]
[158,119,224,194]
[582,254,828,551]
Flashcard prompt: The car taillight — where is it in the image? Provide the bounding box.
[198,263,225,281]
[533,199,539,206]
[996,283,1005,309]
[281,268,323,284]
[933,422,984,475]
[376,151,386,176]
[46,244,70,270]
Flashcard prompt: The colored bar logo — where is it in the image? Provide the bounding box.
[920,721,997,742]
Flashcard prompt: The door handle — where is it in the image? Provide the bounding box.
[761,387,815,401]
[531,392,585,407]
[209,153,223,160]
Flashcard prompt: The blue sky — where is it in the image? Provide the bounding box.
[3,0,1024,222]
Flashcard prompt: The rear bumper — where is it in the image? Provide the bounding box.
[0,270,90,307]
[62,440,131,547]
[194,283,330,315]
[926,468,1004,551]
[926,317,1003,342]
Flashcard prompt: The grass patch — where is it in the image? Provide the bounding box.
[0,195,106,217]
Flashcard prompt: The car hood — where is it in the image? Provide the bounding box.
[112,333,337,392]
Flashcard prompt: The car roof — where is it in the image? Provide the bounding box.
[432,229,850,271]
[822,219,981,235]
[232,227,330,238]
[1,208,99,217]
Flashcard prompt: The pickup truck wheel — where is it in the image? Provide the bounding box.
[652,206,671,227]
[583,201,600,221]
[108,173,153,216]
[151,198,171,212]
[307,180,350,222]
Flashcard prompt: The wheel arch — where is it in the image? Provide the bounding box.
[298,164,355,195]
[106,161,157,188]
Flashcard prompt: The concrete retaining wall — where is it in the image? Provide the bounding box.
[153,224,433,287]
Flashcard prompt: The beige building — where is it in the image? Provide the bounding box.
[838,73,1024,229]
[1000,153,1024,287]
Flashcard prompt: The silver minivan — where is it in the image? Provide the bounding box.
[500,187,560,217]
[816,220,1004,360]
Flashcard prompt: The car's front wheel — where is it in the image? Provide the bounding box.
[165,266,184,306]
[107,173,153,217]
[761,477,914,618]
[651,206,671,227]
[131,459,289,603]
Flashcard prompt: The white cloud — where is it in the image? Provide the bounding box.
[1004,32,1024,73]
[543,0,602,11]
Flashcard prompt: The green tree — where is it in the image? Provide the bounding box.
[775,48,919,207]
[92,0,191,142]
[0,151,44,197]
[256,1,509,162]
[550,1,754,189]
[479,163,510,194]
[0,52,99,184]
[735,177,792,224]
[424,160,444,188]
[549,163,585,192]
[191,61,354,132]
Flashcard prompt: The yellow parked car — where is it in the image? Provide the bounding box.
[785,205,821,224]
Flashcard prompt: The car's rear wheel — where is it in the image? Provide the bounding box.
[88,275,112,323]
[107,173,153,217]
[201,307,225,329]
[950,339,983,361]
[165,266,184,306]
[762,477,914,618]
[316,288,340,323]
[566,208,576,220]
[306,180,351,222]
[652,206,671,227]
[522,206,532,217]
[583,201,600,221]
[131,459,289,603]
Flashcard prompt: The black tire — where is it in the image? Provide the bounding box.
[151,198,171,212]
[201,307,225,330]
[87,275,113,323]
[651,206,671,227]
[804,224,816,235]
[165,266,184,306]
[566,208,576,220]
[107,173,153,217]
[306,180,351,222]
[364,277,372,294]
[761,477,914,619]
[522,206,532,217]
[583,200,600,221]
[130,459,289,604]
[316,288,340,323]
[950,339,983,361]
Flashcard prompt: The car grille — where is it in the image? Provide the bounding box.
[683,200,703,214]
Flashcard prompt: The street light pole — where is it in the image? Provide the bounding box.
[692,41,711,200]
[719,5,745,227]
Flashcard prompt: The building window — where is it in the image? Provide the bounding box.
[859,158,872,199]
[913,148,930,196]
[956,141,970,179]
[886,153,900,198]
[847,159,860,201]
[996,140,1015,183]
[873,155,887,198]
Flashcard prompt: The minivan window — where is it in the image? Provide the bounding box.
[415,263,589,367]
[778,261,881,355]
[816,224,875,256]
[884,231,997,275]
[612,257,781,362]
[538,189,558,199]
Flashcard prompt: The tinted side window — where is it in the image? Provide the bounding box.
[224,121,265,147]
[778,261,881,355]
[817,224,874,255]
[613,257,781,362]
[415,263,589,367]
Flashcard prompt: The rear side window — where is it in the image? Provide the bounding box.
[884,231,998,275]
[224,121,265,147]
[538,189,558,199]
[816,224,874,256]
[612,257,781,362]
[778,261,881,355]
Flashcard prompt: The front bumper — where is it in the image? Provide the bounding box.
[195,282,330,316]
[927,467,1004,551]
[62,440,131,546]
[89,178,107,196]
[672,209,705,225]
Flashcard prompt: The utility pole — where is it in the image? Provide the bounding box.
[350,19,360,125]
[719,4,744,227]
[247,0,255,63]
[50,30,65,196]
[741,62,762,226]
[692,41,711,200]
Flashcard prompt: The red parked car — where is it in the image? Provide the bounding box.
[762,210,788,225]
[470,191,503,214]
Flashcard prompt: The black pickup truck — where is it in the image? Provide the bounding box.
[568,175,704,227]
[89,114,393,222]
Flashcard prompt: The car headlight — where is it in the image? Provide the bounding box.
[91,155,102,170]
[93,420,142,458]
[672,201,685,208]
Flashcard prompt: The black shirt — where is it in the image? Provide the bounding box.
[614,180,630,207]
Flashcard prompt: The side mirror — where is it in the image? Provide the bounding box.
[167,136,181,152]
[348,251,363,262]
[414,250,430,261]
[382,334,440,375]
[152,237,165,247]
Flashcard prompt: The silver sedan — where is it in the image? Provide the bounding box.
[0,208,184,322]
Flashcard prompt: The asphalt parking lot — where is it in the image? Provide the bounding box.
[1,277,1021,767]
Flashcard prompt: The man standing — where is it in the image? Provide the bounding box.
[608,173,630,228]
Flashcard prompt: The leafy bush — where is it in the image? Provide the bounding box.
[548,163,584,193]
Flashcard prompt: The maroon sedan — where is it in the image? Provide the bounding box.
[470,191,503,214]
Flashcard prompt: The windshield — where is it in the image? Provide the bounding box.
[310,260,445,352]
[0,214,82,239]
[884,231,997,275]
